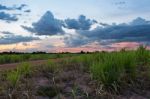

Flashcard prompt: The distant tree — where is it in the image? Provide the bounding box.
[86,51,90,54]
[80,50,85,54]
[121,48,127,52]
[102,51,106,53]
[32,51,46,54]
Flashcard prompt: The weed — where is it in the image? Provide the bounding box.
[91,52,138,91]
[17,62,32,77]
[136,45,150,64]
[7,70,20,88]
[44,60,59,73]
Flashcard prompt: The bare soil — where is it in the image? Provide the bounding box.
[0,58,63,70]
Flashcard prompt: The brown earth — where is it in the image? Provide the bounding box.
[0,58,63,70]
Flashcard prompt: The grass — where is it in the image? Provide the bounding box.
[6,62,33,98]
[0,53,77,64]
[17,62,32,77]
[43,60,59,73]
[6,70,20,99]
[90,52,137,91]
[0,46,150,98]
[64,46,150,92]
[6,62,32,88]
[136,45,150,64]
[7,70,20,88]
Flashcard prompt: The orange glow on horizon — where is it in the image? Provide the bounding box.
[0,42,145,53]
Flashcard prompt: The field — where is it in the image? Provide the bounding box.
[0,46,150,99]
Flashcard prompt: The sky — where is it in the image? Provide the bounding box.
[0,0,150,52]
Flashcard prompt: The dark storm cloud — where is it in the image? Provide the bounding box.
[22,11,64,36]
[65,17,150,47]
[0,33,40,44]
[0,12,18,22]
[64,15,97,30]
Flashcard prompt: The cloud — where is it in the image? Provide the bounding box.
[24,9,31,13]
[64,34,90,47]
[0,4,27,11]
[64,17,150,47]
[0,4,11,10]
[99,22,110,27]
[21,25,35,33]
[15,4,27,10]
[0,4,29,22]
[115,1,126,5]
[22,11,98,36]
[1,31,13,35]
[0,33,40,45]
[130,17,150,25]
[22,42,28,46]
[113,1,127,9]
[64,15,96,30]
[46,45,54,48]
[22,11,64,36]
[0,12,18,22]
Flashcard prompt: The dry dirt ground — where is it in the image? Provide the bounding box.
[0,58,63,70]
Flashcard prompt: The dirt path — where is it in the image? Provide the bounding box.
[0,58,63,70]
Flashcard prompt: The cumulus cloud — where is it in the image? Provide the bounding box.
[21,10,150,48]
[22,11,64,36]
[65,17,150,47]
[0,4,11,10]
[0,4,27,11]
[0,4,29,22]
[0,12,18,22]
[22,11,98,36]
[0,4,30,22]
[0,32,40,44]
[15,4,27,10]
[64,15,96,30]
[130,17,150,25]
